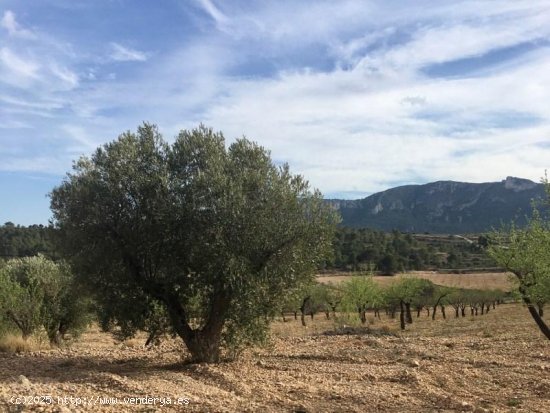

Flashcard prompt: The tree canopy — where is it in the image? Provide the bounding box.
[0,223,54,258]
[488,177,550,339]
[50,124,338,362]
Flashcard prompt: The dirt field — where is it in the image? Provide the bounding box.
[317,271,515,291]
[1,302,549,413]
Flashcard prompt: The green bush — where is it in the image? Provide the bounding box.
[0,255,93,345]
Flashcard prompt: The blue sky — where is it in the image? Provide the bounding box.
[1,0,550,225]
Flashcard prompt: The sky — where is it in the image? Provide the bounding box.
[1,0,550,225]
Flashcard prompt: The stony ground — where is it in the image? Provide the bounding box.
[0,303,548,413]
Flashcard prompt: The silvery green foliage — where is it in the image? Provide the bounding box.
[0,255,92,343]
[50,124,338,361]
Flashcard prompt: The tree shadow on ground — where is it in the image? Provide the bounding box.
[0,351,191,386]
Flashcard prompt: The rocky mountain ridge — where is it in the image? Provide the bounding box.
[327,177,546,233]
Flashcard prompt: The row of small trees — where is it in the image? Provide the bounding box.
[279,276,508,330]
[0,255,92,345]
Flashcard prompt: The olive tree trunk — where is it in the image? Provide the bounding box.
[165,291,229,363]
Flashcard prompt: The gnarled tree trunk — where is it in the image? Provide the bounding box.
[184,330,223,363]
[164,290,229,363]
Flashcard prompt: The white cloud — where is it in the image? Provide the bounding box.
[1,10,36,39]
[0,47,41,86]
[2,0,550,199]
[196,0,229,27]
[187,35,550,195]
[49,64,79,89]
[109,42,148,62]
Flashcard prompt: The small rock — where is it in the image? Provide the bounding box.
[410,359,420,367]
[460,401,474,411]
[18,375,31,387]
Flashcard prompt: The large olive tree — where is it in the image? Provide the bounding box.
[50,124,338,362]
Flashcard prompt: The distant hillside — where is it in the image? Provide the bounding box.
[327,177,546,233]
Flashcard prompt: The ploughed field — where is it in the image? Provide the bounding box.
[0,293,548,411]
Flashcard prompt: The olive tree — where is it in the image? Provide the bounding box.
[0,255,91,344]
[50,124,338,362]
[0,258,44,339]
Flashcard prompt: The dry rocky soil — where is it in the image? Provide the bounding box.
[0,303,549,413]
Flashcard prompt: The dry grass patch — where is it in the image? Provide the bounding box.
[318,271,515,291]
[0,334,40,353]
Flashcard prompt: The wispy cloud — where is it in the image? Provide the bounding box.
[61,124,100,152]
[109,42,148,62]
[0,47,41,85]
[1,10,36,39]
[49,64,79,89]
[196,0,229,27]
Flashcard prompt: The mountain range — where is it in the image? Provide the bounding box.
[327,177,546,234]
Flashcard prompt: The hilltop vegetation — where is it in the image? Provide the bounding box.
[0,223,496,273]
[0,223,53,258]
[329,228,496,273]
